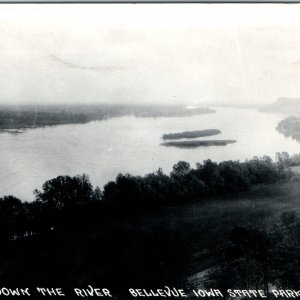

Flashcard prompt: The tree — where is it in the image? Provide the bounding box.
[218,160,250,192]
[245,156,280,184]
[0,195,26,240]
[196,159,223,193]
[93,186,102,201]
[276,152,290,167]
[171,161,191,177]
[34,174,94,209]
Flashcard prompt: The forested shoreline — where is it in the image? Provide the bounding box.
[277,116,300,143]
[2,152,294,220]
[0,105,215,130]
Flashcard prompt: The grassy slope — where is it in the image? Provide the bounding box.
[132,181,300,228]
[121,181,300,289]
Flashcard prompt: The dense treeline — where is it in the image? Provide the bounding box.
[103,154,294,210]
[0,110,90,129]
[0,153,297,296]
[0,154,294,240]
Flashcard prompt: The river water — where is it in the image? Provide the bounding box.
[0,107,299,201]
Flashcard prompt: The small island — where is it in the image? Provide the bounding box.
[162,129,221,140]
[162,140,237,148]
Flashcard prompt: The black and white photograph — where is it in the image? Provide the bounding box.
[1,3,300,298]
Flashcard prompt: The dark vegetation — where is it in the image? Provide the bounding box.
[277,116,300,143]
[0,110,88,129]
[0,153,299,298]
[162,129,221,140]
[0,104,215,130]
[162,140,237,148]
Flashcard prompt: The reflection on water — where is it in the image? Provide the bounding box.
[0,107,299,201]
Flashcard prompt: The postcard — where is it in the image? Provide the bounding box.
[0,3,300,299]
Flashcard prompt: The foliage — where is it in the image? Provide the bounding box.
[277,116,300,142]
[34,174,97,209]
[0,154,296,294]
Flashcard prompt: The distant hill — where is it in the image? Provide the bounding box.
[261,98,300,115]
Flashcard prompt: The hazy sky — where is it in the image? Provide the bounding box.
[1,4,300,106]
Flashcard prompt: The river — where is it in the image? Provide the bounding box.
[0,107,299,201]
